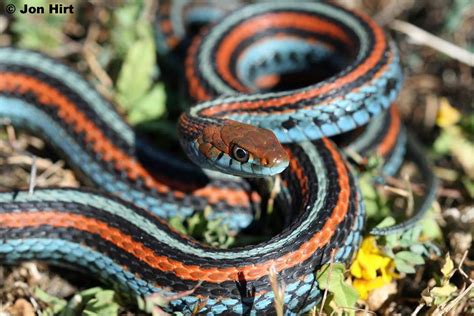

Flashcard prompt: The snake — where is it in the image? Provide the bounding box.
[0,1,437,315]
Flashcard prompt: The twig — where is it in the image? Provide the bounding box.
[374,0,414,26]
[383,184,410,197]
[82,23,114,98]
[35,160,66,184]
[438,282,474,314]
[318,249,336,316]
[267,175,282,215]
[145,282,203,316]
[7,155,56,170]
[83,44,113,89]
[344,148,367,166]
[6,125,17,149]
[269,265,286,316]
[336,306,377,315]
[411,303,425,316]
[383,176,462,199]
[390,20,474,67]
[152,306,171,316]
[28,156,37,195]
[403,174,415,217]
[50,40,83,58]
[383,176,423,195]
[141,0,158,23]
[424,94,439,129]
[457,250,470,280]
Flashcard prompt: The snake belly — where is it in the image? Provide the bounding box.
[0,1,435,315]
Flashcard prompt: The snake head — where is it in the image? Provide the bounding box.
[197,121,289,177]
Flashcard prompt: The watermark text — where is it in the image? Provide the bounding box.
[5,3,74,15]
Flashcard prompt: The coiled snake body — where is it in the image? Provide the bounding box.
[0,1,436,314]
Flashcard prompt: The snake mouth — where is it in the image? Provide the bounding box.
[206,150,289,178]
[191,139,289,178]
[253,157,290,176]
[189,121,290,177]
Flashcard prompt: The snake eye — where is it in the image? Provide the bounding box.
[231,145,249,163]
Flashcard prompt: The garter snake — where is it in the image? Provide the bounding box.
[0,1,437,314]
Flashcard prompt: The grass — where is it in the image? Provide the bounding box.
[0,0,473,315]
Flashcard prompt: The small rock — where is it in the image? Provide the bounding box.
[5,299,35,316]
[367,281,398,311]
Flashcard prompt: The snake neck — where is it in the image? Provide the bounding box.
[0,47,256,228]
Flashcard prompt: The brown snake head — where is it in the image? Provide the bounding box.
[195,120,289,177]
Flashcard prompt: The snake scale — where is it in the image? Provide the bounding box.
[0,1,437,314]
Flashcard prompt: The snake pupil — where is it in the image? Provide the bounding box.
[232,145,249,163]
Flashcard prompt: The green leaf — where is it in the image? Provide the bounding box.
[358,174,389,220]
[440,254,455,279]
[168,209,235,248]
[430,283,458,305]
[375,216,396,229]
[409,244,428,255]
[421,210,443,241]
[461,113,474,137]
[395,251,425,265]
[316,263,359,309]
[399,226,423,248]
[204,220,235,248]
[444,0,473,33]
[433,129,453,155]
[116,21,156,111]
[10,0,69,51]
[462,177,474,198]
[138,293,170,313]
[394,257,416,274]
[127,84,166,125]
[81,288,120,316]
[78,287,104,300]
[433,126,474,178]
[383,223,423,250]
[168,216,188,234]
[111,3,143,57]
[34,287,67,314]
[187,212,208,237]
[392,242,427,274]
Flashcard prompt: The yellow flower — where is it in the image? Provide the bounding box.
[436,98,461,128]
[350,237,398,300]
